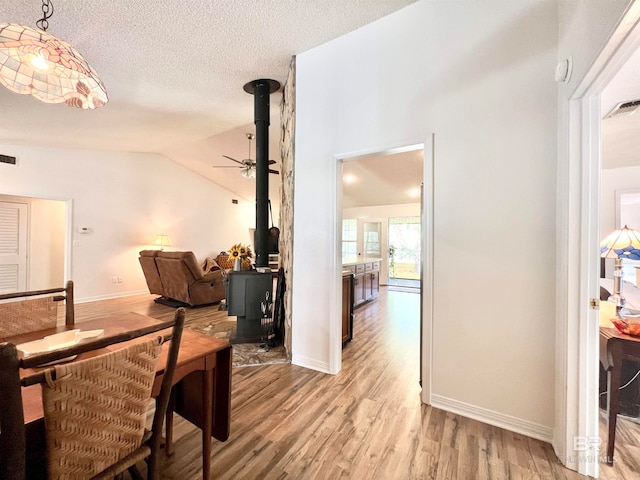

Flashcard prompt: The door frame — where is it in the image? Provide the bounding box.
[0,193,73,289]
[559,3,640,477]
[333,135,434,404]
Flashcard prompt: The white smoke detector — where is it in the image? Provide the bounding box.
[555,58,573,83]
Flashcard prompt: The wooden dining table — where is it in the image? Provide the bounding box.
[7,312,232,479]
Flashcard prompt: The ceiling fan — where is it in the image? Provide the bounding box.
[212,133,279,178]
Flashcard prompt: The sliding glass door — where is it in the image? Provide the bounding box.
[388,216,421,285]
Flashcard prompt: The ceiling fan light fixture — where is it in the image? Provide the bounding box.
[0,1,108,109]
[212,131,278,178]
[241,166,256,178]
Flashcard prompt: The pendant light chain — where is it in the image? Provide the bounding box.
[36,0,54,32]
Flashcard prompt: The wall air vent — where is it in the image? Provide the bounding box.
[0,154,17,165]
[604,100,640,119]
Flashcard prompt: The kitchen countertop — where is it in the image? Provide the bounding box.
[342,258,382,267]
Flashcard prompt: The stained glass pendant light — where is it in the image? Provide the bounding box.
[0,0,108,109]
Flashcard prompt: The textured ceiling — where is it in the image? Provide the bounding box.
[0,0,416,203]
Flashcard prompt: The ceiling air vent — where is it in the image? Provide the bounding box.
[604,100,640,119]
[0,154,17,165]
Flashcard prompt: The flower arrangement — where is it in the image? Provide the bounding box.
[215,244,253,270]
[229,243,253,261]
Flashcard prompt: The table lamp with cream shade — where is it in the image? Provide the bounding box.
[153,234,172,250]
[600,225,640,311]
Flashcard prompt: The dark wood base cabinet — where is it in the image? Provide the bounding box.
[342,272,354,346]
[343,260,381,309]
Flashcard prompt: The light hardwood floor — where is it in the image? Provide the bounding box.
[599,411,640,479]
[68,289,634,479]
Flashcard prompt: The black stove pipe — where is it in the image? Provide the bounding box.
[244,79,280,268]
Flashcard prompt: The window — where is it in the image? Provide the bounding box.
[342,218,357,261]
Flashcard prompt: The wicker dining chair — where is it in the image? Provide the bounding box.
[0,307,185,480]
[0,280,75,339]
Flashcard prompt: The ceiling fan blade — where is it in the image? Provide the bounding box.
[269,169,280,175]
[222,155,245,165]
[268,159,277,165]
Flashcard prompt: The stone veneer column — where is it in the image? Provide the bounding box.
[278,57,295,358]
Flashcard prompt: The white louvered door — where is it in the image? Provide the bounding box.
[0,201,27,293]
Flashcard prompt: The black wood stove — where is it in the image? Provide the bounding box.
[227,79,280,344]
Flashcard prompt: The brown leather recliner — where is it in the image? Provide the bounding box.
[139,250,164,296]
[138,250,225,307]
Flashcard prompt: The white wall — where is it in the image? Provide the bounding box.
[601,166,640,236]
[343,203,420,284]
[29,197,66,290]
[293,0,558,436]
[343,204,419,221]
[558,0,633,97]
[0,144,254,301]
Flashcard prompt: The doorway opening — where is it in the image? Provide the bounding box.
[0,193,68,293]
[332,136,433,399]
[592,22,640,479]
[336,142,428,387]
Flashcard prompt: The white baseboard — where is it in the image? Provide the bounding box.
[76,289,149,304]
[292,354,330,374]
[430,394,553,443]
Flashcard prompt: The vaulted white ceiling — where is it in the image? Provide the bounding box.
[342,149,424,208]
[0,0,416,203]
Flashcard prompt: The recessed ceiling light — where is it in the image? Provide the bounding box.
[343,174,357,184]
[408,187,421,198]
